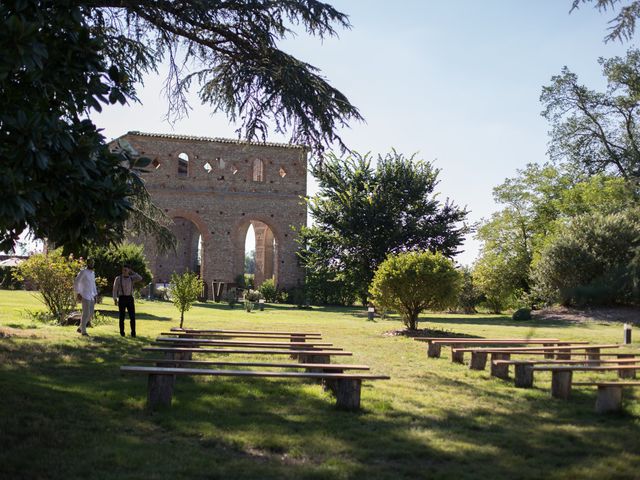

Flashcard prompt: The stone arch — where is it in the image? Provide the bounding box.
[154,210,211,283]
[232,216,281,288]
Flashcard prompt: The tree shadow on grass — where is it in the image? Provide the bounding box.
[415,315,576,330]
[97,309,173,322]
[1,338,640,479]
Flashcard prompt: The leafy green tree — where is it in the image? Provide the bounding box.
[541,49,640,182]
[258,278,277,303]
[474,163,637,311]
[457,266,482,314]
[1,0,360,252]
[245,250,256,275]
[532,210,640,306]
[14,249,85,322]
[85,242,153,294]
[169,271,204,328]
[369,251,461,331]
[298,151,469,305]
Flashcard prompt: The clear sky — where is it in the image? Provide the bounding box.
[94,0,631,265]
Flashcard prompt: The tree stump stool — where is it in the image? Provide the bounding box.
[451,349,465,364]
[514,363,534,388]
[334,379,362,410]
[618,354,636,379]
[551,370,572,399]
[427,342,441,358]
[147,374,174,409]
[469,351,488,370]
[490,353,510,379]
[586,347,601,366]
[543,344,555,359]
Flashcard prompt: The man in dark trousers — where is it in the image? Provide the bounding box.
[113,264,142,337]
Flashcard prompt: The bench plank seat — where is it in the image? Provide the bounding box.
[161,332,322,340]
[417,338,564,358]
[121,366,389,411]
[143,347,350,355]
[170,327,322,337]
[454,344,620,353]
[155,337,339,349]
[129,357,370,371]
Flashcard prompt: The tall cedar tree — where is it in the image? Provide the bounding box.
[0,0,361,252]
[298,151,469,304]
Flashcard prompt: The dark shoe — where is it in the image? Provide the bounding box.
[82,332,90,337]
[131,332,136,338]
[120,332,125,337]
[76,327,81,334]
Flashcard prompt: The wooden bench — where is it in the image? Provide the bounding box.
[573,382,640,413]
[530,365,640,400]
[155,337,342,350]
[129,357,371,374]
[453,344,620,374]
[142,346,352,365]
[120,366,389,410]
[415,338,562,358]
[169,327,322,339]
[492,356,640,387]
[161,331,323,341]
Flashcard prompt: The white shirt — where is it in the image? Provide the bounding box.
[74,268,98,301]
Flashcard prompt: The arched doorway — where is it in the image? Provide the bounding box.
[154,216,204,283]
[234,219,279,288]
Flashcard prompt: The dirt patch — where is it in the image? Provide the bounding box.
[533,306,640,325]
[0,326,43,339]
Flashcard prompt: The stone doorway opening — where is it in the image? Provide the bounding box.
[155,216,204,283]
[236,220,278,289]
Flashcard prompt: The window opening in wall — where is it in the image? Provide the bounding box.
[279,167,287,178]
[252,158,264,182]
[178,152,189,176]
[152,159,161,170]
[232,165,239,175]
[217,157,225,169]
[203,162,212,173]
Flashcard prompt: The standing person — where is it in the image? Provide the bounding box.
[73,258,98,337]
[113,264,142,337]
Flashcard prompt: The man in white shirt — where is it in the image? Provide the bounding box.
[73,258,98,336]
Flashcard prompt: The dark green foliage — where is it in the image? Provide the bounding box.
[258,278,277,303]
[1,0,359,252]
[370,251,461,330]
[512,308,532,321]
[305,272,357,306]
[0,266,22,290]
[298,151,469,305]
[474,163,637,311]
[533,210,640,306]
[85,243,152,294]
[457,267,482,314]
[245,250,256,275]
[0,1,135,251]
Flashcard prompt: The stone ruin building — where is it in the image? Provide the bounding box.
[109,131,307,300]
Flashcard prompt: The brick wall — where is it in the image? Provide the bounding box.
[110,132,307,297]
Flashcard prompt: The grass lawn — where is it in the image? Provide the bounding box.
[1,290,639,479]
